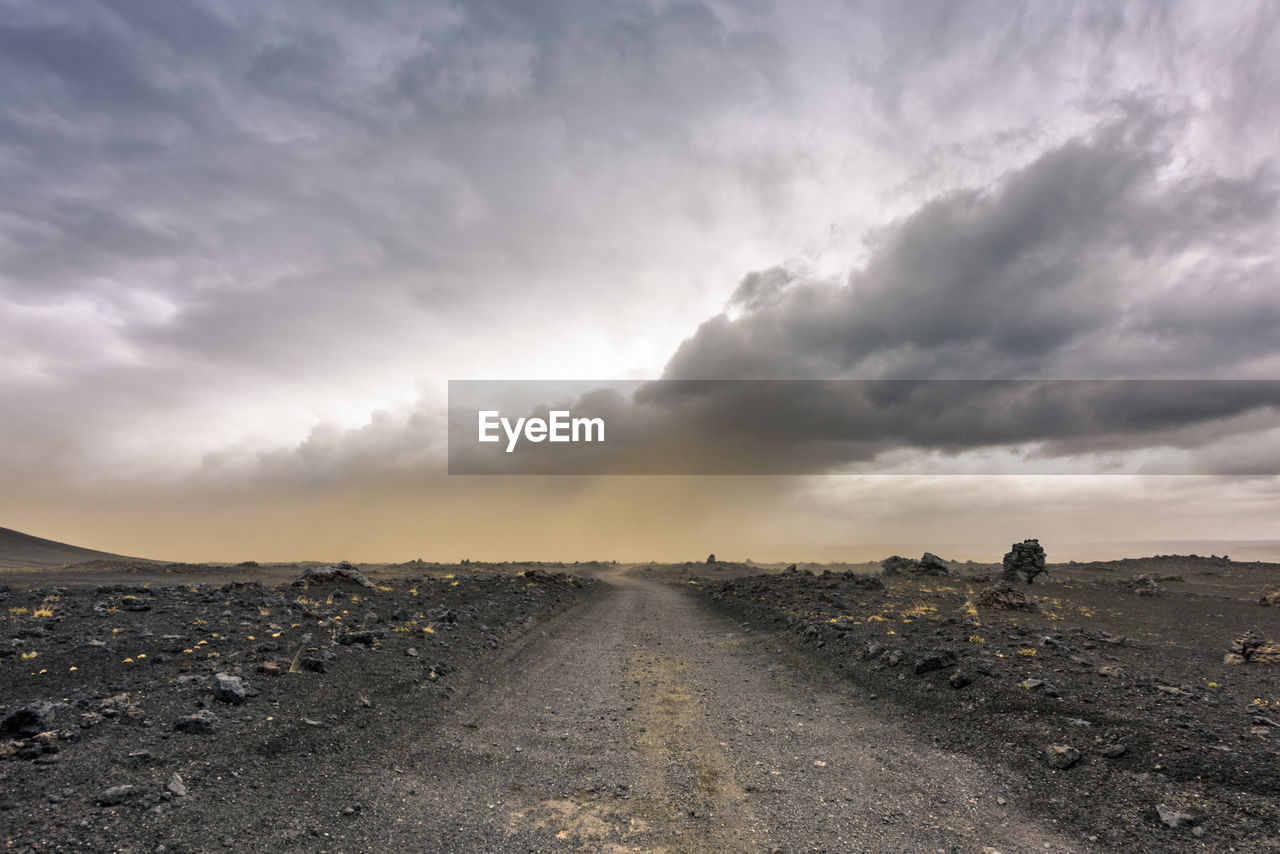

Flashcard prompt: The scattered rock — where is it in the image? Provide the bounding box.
[521,569,574,585]
[913,649,959,674]
[292,565,377,590]
[1225,630,1280,665]
[1101,744,1128,758]
[173,710,219,735]
[95,785,137,807]
[879,555,917,576]
[1254,641,1280,664]
[212,673,247,705]
[1156,804,1197,830]
[1128,575,1164,596]
[1260,589,1280,607]
[918,552,950,575]
[165,773,187,798]
[970,583,1038,612]
[338,628,387,648]
[1021,679,1061,698]
[1,702,56,737]
[880,553,950,577]
[1001,539,1047,584]
[299,651,333,673]
[1045,744,1081,769]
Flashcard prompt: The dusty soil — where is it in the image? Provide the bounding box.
[1,556,1276,853]
[674,556,1280,852]
[0,563,594,852]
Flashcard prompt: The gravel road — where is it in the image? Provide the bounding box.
[366,568,1084,853]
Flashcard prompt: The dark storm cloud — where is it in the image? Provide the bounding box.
[3,0,1279,495]
[447,105,1280,475]
[663,106,1280,382]
[0,0,788,306]
[0,0,792,484]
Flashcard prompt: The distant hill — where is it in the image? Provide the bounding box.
[0,526,152,569]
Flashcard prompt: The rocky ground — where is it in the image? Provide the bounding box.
[3,554,1278,853]
[0,562,594,852]
[673,555,1280,852]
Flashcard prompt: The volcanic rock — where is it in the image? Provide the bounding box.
[971,583,1038,612]
[166,773,187,798]
[879,555,917,576]
[918,553,950,575]
[880,553,950,577]
[1156,804,1197,829]
[1,702,56,737]
[1129,575,1164,596]
[1045,744,1081,769]
[212,673,247,705]
[173,709,219,735]
[1001,539,1047,584]
[1225,630,1280,665]
[292,565,377,590]
[913,649,959,674]
[95,785,137,807]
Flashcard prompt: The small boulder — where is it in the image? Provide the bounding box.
[1045,744,1081,769]
[1226,630,1280,665]
[881,553,951,577]
[212,673,246,705]
[917,552,950,576]
[173,709,219,735]
[913,649,960,674]
[292,565,377,590]
[1129,575,1164,596]
[95,785,137,807]
[1,702,56,737]
[1260,589,1280,607]
[971,583,1038,612]
[166,773,187,798]
[1156,804,1197,830]
[1253,641,1280,665]
[879,555,918,576]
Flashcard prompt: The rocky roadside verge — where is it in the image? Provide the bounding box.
[0,567,597,853]
[686,567,1280,853]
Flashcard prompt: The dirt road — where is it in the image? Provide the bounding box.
[362,568,1083,853]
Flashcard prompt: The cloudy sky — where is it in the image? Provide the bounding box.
[3,0,1278,562]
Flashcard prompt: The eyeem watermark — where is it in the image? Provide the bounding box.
[478,410,605,453]
[449,379,1280,475]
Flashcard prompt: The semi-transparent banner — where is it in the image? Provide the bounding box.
[447,379,1280,475]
